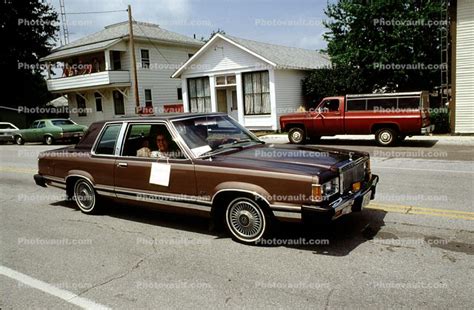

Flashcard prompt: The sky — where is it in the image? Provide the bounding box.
[47,0,330,51]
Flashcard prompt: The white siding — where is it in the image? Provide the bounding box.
[455,0,474,133]
[274,69,308,129]
[183,39,269,76]
[122,41,199,115]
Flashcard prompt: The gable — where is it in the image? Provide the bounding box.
[181,37,272,76]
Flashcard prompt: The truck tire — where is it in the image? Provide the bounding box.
[288,127,306,144]
[375,128,398,147]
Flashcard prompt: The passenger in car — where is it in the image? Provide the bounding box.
[136,140,151,157]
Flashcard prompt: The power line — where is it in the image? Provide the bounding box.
[66,9,127,15]
[132,18,171,65]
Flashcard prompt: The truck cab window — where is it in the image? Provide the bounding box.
[320,100,340,112]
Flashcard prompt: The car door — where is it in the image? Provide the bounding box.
[35,121,47,142]
[113,121,200,211]
[23,121,40,141]
[311,99,344,135]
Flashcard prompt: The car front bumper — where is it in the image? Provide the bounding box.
[421,124,435,134]
[301,174,379,221]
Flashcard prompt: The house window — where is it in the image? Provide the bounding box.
[141,49,150,69]
[145,89,153,107]
[216,75,236,86]
[243,71,270,115]
[187,77,211,112]
[76,94,87,116]
[113,91,125,115]
[95,92,103,112]
[177,88,182,100]
[112,51,121,70]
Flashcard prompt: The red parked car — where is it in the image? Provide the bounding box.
[280,91,434,146]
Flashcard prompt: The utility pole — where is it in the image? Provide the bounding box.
[128,5,140,113]
[59,0,70,45]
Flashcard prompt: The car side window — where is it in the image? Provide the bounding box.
[122,123,185,159]
[95,124,122,155]
[31,121,39,128]
[38,121,46,128]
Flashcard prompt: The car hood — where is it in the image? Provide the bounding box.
[211,144,368,177]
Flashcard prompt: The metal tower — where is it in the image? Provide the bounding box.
[59,0,69,45]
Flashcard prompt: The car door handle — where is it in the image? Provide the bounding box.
[117,162,128,168]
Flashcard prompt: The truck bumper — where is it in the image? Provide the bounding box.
[301,174,379,221]
[421,125,435,134]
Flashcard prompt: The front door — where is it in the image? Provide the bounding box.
[216,89,227,113]
[228,89,238,120]
[113,122,198,209]
[311,99,344,135]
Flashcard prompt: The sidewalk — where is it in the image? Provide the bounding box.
[259,134,474,146]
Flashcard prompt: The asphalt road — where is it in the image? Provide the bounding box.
[1,140,473,309]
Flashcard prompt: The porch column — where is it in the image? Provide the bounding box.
[235,73,245,125]
[182,78,189,112]
[209,75,217,112]
[104,50,111,71]
[269,69,278,130]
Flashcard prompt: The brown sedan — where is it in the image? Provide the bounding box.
[34,113,379,244]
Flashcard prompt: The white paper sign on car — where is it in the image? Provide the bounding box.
[191,145,212,157]
[149,162,171,187]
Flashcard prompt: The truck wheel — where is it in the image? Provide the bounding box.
[375,128,398,146]
[225,197,272,244]
[288,127,306,144]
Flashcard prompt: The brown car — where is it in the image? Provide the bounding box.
[34,113,379,244]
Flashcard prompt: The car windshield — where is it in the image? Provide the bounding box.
[172,115,263,157]
[51,119,75,126]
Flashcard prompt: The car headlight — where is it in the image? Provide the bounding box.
[311,177,339,202]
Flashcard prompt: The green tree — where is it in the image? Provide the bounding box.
[304,0,445,103]
[0,0,59,110]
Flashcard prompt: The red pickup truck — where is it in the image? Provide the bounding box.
[280,91,434,146]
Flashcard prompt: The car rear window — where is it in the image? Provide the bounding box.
[52,120,74,125]
[95,124,122,155]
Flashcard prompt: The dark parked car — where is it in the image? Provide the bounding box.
[14,119,87,145]
[34,113,378,244]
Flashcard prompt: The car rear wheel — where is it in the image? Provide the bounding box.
[225,197,270,244]
[44,135,54,145]
[375,128,398,147]
[73,179,100,214]
[15,136,24,145]
[288,127,306,144]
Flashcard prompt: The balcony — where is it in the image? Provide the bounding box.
[46,70,131,93]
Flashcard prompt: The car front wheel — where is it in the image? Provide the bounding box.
[288,127,306,144]
[73,179,100,214]
[225,197,270,244]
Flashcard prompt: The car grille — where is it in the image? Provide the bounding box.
[339,159,367,193]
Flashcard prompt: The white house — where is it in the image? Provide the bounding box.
[41,21,203,126]
[172,34,330,130]
[453,0,474,133]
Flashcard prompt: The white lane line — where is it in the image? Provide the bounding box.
[373,166,473,174]
[0,265,110,310]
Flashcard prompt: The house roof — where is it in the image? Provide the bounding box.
[172,33,330,77]
[41,21,203,62]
